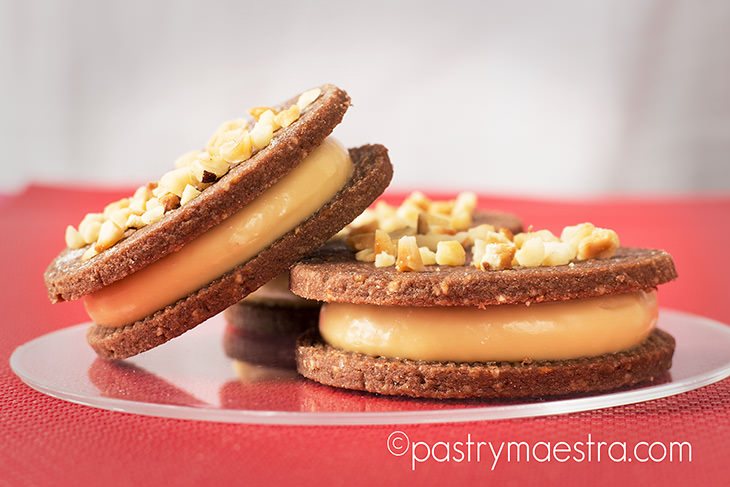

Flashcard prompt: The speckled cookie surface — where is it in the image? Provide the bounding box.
[87,144,392,359]
[290,245,677,307]
[45,84,351,303]
[295,328,675,399]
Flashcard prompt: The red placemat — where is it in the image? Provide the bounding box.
[2,185,729,486]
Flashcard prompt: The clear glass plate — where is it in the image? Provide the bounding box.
[10,309,730,425]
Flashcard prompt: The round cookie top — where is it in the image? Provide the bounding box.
[289,243,677,307]
[45,84,350,303]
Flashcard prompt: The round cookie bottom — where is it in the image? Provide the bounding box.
[223,301,320,369]
[295,328,675,399]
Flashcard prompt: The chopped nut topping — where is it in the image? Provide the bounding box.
[337,191,620,273]
[374,251,395,268]
[374,229,395,256]
[297,88,322,111]
[159,193,181,212]
[355,248,375,263]
[436,240,466,266]
[180,184,201,206]
[64,87,323,256]
[396,236,425,272]
[419,246,437,265]
[65,225,85,249]
[577,228,619,260]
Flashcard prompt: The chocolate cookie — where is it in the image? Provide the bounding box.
[290,214,678,399]
[296,328,675,399]
[291,245,677,307]
[87,144,392,359]
[43,84,394,359]
[223,300,320,369]
[45,84,351,302]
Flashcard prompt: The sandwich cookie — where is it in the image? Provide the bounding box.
[44,84,393,359]
[222,193,523,370]
[291,195,677,399]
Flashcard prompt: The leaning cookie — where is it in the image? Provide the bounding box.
[44,85,393,359]
[291,196,677,399]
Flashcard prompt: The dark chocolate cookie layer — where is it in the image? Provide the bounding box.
[87,144,392,359]
[46,84,351,303]
[224,300,320,335]
[296,328,675,399]
[290,246,677,307]
[223,302,320,369]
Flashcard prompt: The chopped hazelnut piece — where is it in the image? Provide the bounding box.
[396,236,425,272]
[159,193,181,212]
[346,232,374,251]
[250,119,274,149]
[435,241,466,266]
[477,242,516,271]
[374,229,395,256]
[419,246,437,265]
[180,184,201,206]
[561,223,595,251]
[355,248,375,263]
[275,104,301,129]
[543,241,576,266]
[220,131,252,164]
[296,88,321,111]
[247,107,274,120]
[159,167,194,197]
[79,219,102,245]
[374,251,395,268]
[514,237,545,267]
[141,206,165,225]
[65,225,85,249]
[81,246,98,262]
[95,220,125,252]
[577,228,619,260]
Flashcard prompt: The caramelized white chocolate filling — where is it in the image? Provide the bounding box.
[319,291,658,362]
[84,137,352,327]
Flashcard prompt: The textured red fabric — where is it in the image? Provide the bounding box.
[2,185,729,487]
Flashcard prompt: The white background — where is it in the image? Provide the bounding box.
[2,0,729,196]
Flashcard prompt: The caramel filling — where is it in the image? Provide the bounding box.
[319,291,658,362]
[85,137,352,327]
